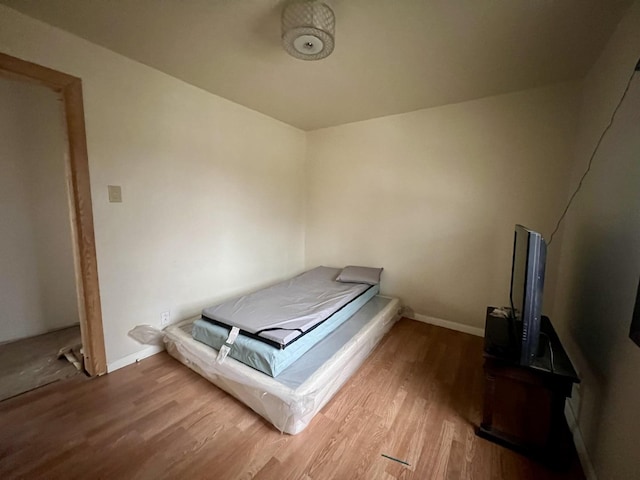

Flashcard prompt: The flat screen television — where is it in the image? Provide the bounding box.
[509,224,547,365]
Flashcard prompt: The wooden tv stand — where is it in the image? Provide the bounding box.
[477,307,580,467]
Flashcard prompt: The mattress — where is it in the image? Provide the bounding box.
[163,295,401,434]
[201,266,374,348]
[193,283,379,377]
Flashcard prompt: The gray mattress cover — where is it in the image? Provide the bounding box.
[201,266,371,346]
[184,295,393,389]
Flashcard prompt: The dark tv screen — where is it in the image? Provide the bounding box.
[630,278,640,348]
[509,224,546,365]
[510,229,529,320]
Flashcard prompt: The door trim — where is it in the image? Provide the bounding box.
[0,52,107,376]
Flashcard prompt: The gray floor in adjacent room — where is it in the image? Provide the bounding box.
[0,326,86,402]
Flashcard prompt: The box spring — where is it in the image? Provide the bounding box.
[163,295,401,434]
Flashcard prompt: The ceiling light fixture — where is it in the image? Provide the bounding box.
[281,0,335,61]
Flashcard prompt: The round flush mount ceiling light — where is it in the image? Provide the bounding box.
[282,0,335,61]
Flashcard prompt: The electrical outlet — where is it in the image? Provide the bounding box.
[569,383,582,415]
[160,311,170,327]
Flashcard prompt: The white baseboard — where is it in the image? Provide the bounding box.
[107,345,165,373]
[409,313,485,337]
[565,401,597,480]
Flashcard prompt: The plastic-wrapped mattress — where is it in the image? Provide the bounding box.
[192,284,380,377]
[200,266,374,348]
[163,295,401,434]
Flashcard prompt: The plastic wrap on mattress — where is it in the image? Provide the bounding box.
[130,296,401,435]
[192,284,380,377]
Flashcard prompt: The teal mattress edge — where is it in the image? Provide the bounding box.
[192,283,380,377]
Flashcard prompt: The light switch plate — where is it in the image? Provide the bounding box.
[108,185,122,203]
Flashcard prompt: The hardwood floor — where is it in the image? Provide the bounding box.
[0,319,584,479]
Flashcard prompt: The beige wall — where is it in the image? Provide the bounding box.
[305,84,578,329]
[551,2,640,479]
[0,78,79,343]
[2,8,638,477]
[0,5,307,367]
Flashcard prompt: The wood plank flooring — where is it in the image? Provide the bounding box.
[0,319,584,479]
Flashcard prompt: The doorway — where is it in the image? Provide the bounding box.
[0,52,106,382]
[0,77,85,400]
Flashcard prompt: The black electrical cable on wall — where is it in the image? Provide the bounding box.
[547,59,639,247]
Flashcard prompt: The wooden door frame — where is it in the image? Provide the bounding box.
[0,52,107,376]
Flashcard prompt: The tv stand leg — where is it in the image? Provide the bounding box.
[481,371,495,431]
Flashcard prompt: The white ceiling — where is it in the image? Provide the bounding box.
[1,0,633,130]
